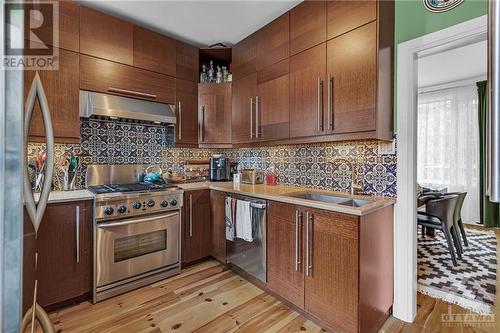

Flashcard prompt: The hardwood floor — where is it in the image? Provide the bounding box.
[46,261,328,333]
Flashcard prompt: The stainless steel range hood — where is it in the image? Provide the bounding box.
[79,90,176,124]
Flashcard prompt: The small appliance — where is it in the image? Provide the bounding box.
[209,155,231,181]
[241,168,265,184]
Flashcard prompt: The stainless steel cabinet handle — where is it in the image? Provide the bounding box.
[189,194,193,237]
[76,205,80,263]
[98,212,178,228]
[295,210,302,272]
[327,75,333,130]
[250,97,253,139]
[317,77,323,132]
[305,211,313,276]
[255,96,260,138]
[178,101,182,140]
[108,87,157,100]
[200,106,205,142]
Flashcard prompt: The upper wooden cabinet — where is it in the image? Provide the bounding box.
[25,48,80,143]
[80,55,176,104]
[232,73,257,144]
[24,0,80,52]
[80,7,134,65]
[176,79,199,145]
[327,0,377,40]
[133,26,176,76]
[232,33,257,81]
[256,13,289,71]
[198,83,232,145]
[290,1,327,56]
[182,190,211,265]
[176,41,199,82]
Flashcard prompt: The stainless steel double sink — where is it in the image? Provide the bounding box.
[282,191,373,207]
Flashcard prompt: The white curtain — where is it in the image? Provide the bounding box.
[417,84,480,224]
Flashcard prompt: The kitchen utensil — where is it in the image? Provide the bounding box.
[163,170,185,183]
[144,165,163,182]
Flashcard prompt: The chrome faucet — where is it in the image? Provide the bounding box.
[331,158,363,196]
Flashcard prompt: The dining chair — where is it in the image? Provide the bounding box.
[417,195,460,266]
[446,192,469,247]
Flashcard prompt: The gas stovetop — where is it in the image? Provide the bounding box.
[88,182,177,195]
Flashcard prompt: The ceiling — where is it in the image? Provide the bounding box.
[78,0,301,47]
[418,40,487,88]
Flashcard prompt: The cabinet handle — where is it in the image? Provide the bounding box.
[178,101,182,140]
[305,211,313,276]
[199,106,204,142]
[108,87,157,100]
[250,97,253,139]
[327,75,333,130]
[295,210,302,272]
[76,205,80,263]
[189,194,193,237]
[317,78,324,132]
[255,96,260,138]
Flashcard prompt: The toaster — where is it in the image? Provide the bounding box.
[241,168,265,184]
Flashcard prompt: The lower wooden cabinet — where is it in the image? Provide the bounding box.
[182,190,211,265]
[209,190,226,262]
[23,200,92,312]
[268,201,394,333]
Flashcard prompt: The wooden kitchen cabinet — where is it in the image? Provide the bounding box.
[176,41,199,82]
[198,83,231,145]
[256,13,289,71]
[133,26,176,76]
[267,201,394,333]
[210,190,226,263]
[327,0,377,40]
[327,22,377,134]
[182,190,211,265]
[23,200,92,312]
[256,59,289,141]
[25,48,80,143]
[176,79,199,145]
[231,73,257,143]
[290,1,327,56]
[80,7,134,65]
[80,55,176,104]
[289,43,326,139]
[232,33,257,81]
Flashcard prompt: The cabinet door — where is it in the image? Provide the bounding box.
[268,202,305,309]
[30,201,92,309]
[134,26,176,76]
[176,79,199,145]
[304,209,359,333]
[289,43,326,138]
[290,1,326,56]
[327,0,377,40]
[80,7,133,65]
[183,190,211,265]
[80,55,176,104]
[232,33,257,81]
[327,22,376,134]
[256,59,289,141]
[176,41,199,82]
[198,83,231,144]
[256,12,289,71]
[25,48,80,143]
[210,190,226,262]
[231,73,257,143]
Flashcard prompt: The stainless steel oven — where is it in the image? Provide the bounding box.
[95,211,180,301]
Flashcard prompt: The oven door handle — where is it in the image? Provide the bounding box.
[97,212,179,229]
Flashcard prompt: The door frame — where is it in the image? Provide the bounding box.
[394,15,488,322]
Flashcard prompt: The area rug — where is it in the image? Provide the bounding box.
[417,227,497,314]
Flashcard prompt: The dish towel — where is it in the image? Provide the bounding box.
[225,197,235,241]
[236,200,253,242]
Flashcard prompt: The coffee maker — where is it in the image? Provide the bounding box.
[209,155,231,181]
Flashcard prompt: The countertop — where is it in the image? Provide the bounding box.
[33,189,94,204]
[177,181,394,216]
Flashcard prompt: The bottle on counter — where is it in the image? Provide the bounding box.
[266,165,277,186]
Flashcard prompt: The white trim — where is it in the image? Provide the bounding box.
[394,15,488,323]
[418,75,487,94]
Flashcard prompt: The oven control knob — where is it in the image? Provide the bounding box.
[160,200,168,208]
[170,199,178,207]
[104,207,114,215]
[147,200,155,208]
[117,205,127,214]
[132,202,142,210]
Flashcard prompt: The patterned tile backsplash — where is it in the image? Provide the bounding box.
[28,119,397,196]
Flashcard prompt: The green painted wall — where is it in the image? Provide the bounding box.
[393,0,488,132]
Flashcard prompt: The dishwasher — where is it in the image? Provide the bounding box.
[226,194,267,283]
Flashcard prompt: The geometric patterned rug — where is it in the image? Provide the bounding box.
[417,227,497,314]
